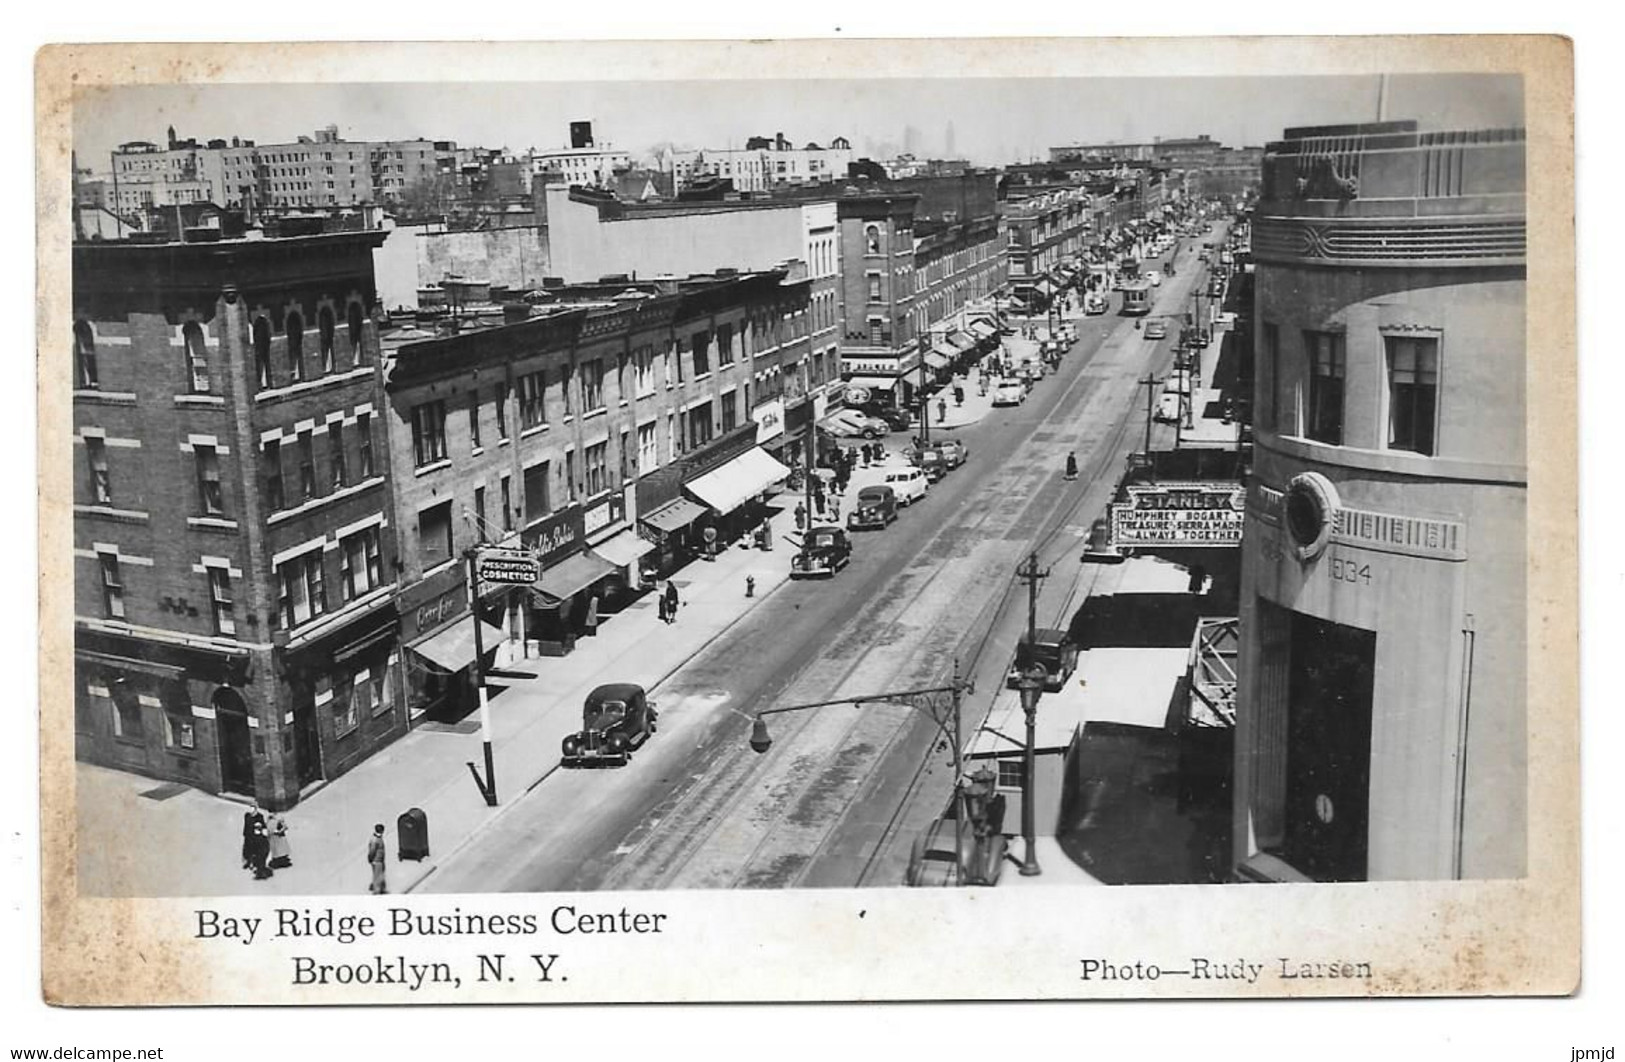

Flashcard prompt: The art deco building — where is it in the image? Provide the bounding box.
[1234,120,1527,881]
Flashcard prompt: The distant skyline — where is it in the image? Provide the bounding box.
[73,73,1522,171]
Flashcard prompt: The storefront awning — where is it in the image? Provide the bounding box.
[591,528,657,569]
[925,346,954,369]
[686,447,793,515]
[534,550,619,604]
[847,375,899,391]
[409,619,506,673]
[947,330,977,352]
[641,497,708,535]
[969,320,998,340]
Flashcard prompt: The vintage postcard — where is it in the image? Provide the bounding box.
[36,35,1577,1005]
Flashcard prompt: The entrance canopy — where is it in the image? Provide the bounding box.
[969,320,998,340]
[641,497,708,536]
[592,528,657,569]
[409,618,506,673]
[925,346,954,370]
[846,374,899,391]
[947,330,977,352]
[534,550,619,604]
[686,447,792,515]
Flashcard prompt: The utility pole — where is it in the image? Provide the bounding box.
[1137,371,1162,460]
[917,333,931,445]
[1014,550,1050,877]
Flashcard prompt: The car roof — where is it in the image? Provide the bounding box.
[1020,628,1073,645]
[587,682,645,704]
[858,484,895,497]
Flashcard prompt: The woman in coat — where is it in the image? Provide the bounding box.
[267,811,292,870]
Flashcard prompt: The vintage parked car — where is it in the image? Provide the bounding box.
[1155,391,1184,424]
[935,439,968,469]
[821,410,890,439]
[913,445,948,483]
[846,485,898,530]
[1144,319,1169,340]
[992,380,1027,407]
[1005,628,1080,692]
[791,525,853,577]
[881,466,929,506]
[561,683,658,767]
[863,405,913,432]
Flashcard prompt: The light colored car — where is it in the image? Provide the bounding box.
[1144,319,1168,340]
[881,466,929,506]
[992,380,1027,407]
[1146,270,1162,287]
[822,410,889,439]
[1155,392,1183,423]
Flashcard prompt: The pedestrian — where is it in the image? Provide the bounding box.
[663,580,681,625]
[267,809,292,870]
[794,501,807,530]
[367,823,387,895]
[247,805,272,880]
[1065,451,1079,481]
[241,804,260,870]
[656,590,670,624]
[937,397,947,423]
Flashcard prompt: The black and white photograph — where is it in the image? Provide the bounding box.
[32,34,1579,1011]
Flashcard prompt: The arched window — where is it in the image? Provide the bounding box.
[286,311,304,382]
[73,321,98,390]
[182,322,210,393]
[865,225,881,255]
[318,307,336,374]
[347,302,368,364]
[252,318,272,389]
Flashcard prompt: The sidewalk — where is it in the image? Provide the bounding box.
[76,499,805,898]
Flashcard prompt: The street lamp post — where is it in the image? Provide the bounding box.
[917,333,932,445]
[748,664,975,882]
[1014,667,1045,876]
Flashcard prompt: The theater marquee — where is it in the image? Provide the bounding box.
[1110,482,1246,547]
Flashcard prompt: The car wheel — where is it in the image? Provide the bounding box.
[863,428,877,439]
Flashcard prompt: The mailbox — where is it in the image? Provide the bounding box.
[397,807,429,861]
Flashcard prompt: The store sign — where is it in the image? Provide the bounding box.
[1109,483,1245,547]
[583,492,627,537]
[399,564,469,641]
[752,398,786,444]
[477,548,541,586]
[522,505,586,566]
[841,358,902,376]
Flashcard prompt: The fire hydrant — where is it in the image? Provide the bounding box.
[745,574,756,598]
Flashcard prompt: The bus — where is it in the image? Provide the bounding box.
[1121,281,1152,317]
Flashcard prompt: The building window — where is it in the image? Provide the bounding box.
[868,272,883,302]
[339,525,383,600]
[500,475,513,531]
[286,311,305,382]
[263,439,284,511]
[195,444,224,515]
[473,485,487,539]
[582,359,605,410]
[584,441,608,496]
[1304,331,1345,445]
[720,391,738,433]
[276,550,327,628]
[523,462,550,519]
[356,413,374,479]
[367,664,393,718]
[328,423,347,489]
[86,436,111,503]
[109,685,142,739]
[208,566,235,635]
[98,552,125,620]
[518,371,546,430]
[319,307,336,374]
[74,322,98,390]
[564,450,578,501]
[687,402,713,448]
[868,317,884,345]
[561,363,574,415]
[495,382,509,439]
[996,758,1025,790]
[297,431,316,500]
[411,400,447,466]
[717,325,735,366]
[634,347,655,396]
[692,331,711,376]
[417,501,454,568]
[467,392,481,450]
[182,322,210,393]
[163,706,195,751]
[1262,322,1280,432]
[866,225,882,254]
[348,303,368,364]
[252,317,272,389]
[1386,336,1439,456]
[330,677,357,737]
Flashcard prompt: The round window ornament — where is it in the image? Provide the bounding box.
[1284,472,1339,561]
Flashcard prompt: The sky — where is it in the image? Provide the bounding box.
[72,72,1523,170]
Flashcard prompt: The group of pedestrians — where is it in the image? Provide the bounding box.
[655,579,682,624]
[240,803,291,881]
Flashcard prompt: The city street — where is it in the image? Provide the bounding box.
[424,237,1217,892]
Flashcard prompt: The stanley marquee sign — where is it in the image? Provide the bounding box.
[1109,482,1246,547]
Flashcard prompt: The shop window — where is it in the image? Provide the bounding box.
[584,442,608,497]
[99,552,125,620]
[339,525,383,600]
[417,502,454,569]
[86,436,111,504]
[183,322,210,393]
[411,400,447,467]
[74,321,98,390]
[253,317,272,389]
[319,307,336,374]
[276,550,327,628]
[286,311,305,382]
[263,439,285,511]
[297,431,316,500]
[193,444,224,515]
[1304,331,1345,446]
[1386,336,1439,456]
[208,566,235,636]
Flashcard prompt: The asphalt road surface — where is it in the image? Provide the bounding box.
[424,234,1221,893]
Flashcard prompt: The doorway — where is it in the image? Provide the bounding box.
[211,687,255,797]
[293,701,323,788]
[1283,611,1376,881]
